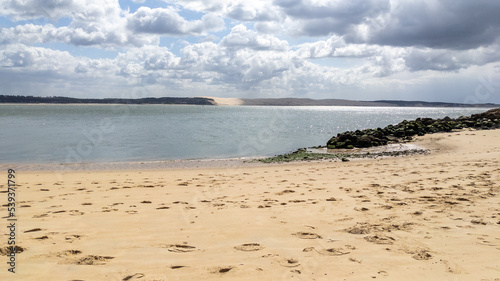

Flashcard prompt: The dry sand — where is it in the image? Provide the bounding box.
[1,130,499,281]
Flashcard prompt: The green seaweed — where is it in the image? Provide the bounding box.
[257,148,428,163]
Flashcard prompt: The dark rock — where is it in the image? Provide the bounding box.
[355,135,373,147]
[326,107,500,149]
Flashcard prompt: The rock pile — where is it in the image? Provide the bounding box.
[326,107,500,149]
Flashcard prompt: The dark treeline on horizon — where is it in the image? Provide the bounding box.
[0,95,215,105]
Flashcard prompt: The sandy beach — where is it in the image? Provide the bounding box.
[1,130,499,281]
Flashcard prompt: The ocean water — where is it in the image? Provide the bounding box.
[0,104,490,164]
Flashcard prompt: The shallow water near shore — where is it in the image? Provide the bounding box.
[0,104,489,164]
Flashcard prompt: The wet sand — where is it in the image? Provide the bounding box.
[1,130,499,280]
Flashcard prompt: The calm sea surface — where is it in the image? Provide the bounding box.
[0,104,490,164]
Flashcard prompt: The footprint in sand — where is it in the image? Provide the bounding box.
[65,234,82,242]
[411,249,432,260]
[74,255,114,265]
[24,228,42,233]
[69,210,85,216]
[170,265,187,269]
[293,232,322,239]
[346,224,372,235]
[54,250,113,265]
[122,273,145,280]
[364,235,395,245]
[234,243,264,252]
[162,244,197,253]
[276,189,295,195]
[56,249,82,257]
[33,213,49,218]
[304,247,351,256]
[0,246,25,255]
[317,248,351,256]
[278,258,300,268]
[211,266,234,274]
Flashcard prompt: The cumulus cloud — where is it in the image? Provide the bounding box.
[0,0,77,21]
[0,23,156,48]
[0,44,76,71]
[0,44,174,97]
[115,45,180,75]
[295,32,500,75]
[0,0,224,48]
[0,0,127,23]
[348,0,500,50]
[226,2,282,22]
[167,0,227,13]
[254,21,282,34]
[404,46,500,72]
[182,41,289,89]
[179,27,359,93]
[275,0,389,36]
[0,0,158,48]
[127,7,224,35]
[171,0,500,51]
[168,0,283,22]
[220,24,288,51]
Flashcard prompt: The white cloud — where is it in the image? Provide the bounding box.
[0,0,158,48]
[127,7,224,36]
[0,44,76,71]
[405,45,500,72]
[166,0,283,20]
[275,0,390,36]
[220,24,288,51]
[179,29,368,94]
[115,45,180,74]
[0,23,157,48]
[346,0,500,50]
[295,33,500,75]
[226,2,282,22]
[254,21,281,34]
[0,0,128,23]
[0,0,78,21]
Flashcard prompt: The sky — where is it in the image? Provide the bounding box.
[0,0,499,103]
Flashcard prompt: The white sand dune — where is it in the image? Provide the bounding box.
[198,96,244,106]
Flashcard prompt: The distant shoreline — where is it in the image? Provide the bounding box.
[0,103,207,106]
[0,95,497,107]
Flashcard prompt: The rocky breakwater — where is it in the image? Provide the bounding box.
[327,107,500,149]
